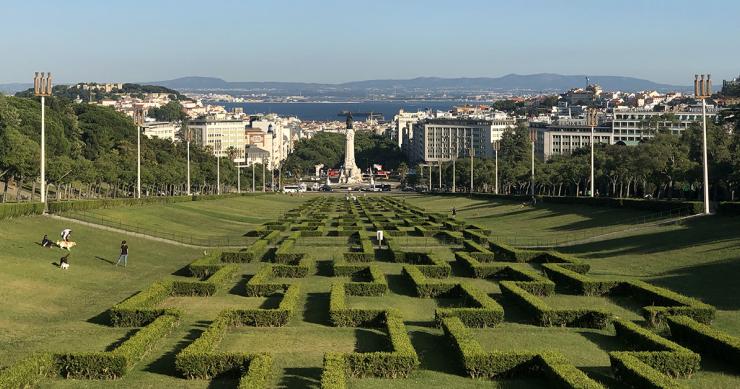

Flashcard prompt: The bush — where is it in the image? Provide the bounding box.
[238,353,273,389]
[189,253,223,278]
[0,352,54,388]
[609,352,687,389]
[109,280,173,327]
[666,315,740,370]
[0,202,44,219]
[112,313,180,369]
[343,236,375,262]
[617,280,715,325]
[435,283,504,328]
[222,285,300,327]
[455,253,553,296]
[53,352,127,379]
[329,283,385,327]
[500,281,611,329]
[321,353,347,389]
[175,314,233,378]
[613,319,700,378]
[343,266,388,296]
[47,196,191,213]
[344,312,420,379]
[172,265,239,296]
[245,265,291,297]
[440,317,603,387]
[542,264,619,296]
[274,239,305,263]
[402,266,457,298]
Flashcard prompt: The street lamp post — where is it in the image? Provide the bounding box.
[237,165,241,193]
[134,108,145,199]
[268,124,276,192]
[262,157,266,192]
[216,143,221,195]
[33,72,52,206]
[438,161,442,190]
[694,74,712,215]
[587,108,598,198]
[493,140,499,195]
[252,162,256,192]
[530,129,536,197]
[185,125,191,195]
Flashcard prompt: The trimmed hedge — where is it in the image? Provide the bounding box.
[618,280,715,325]
[0,352,55,388]
[666,315,740,370]
[609,352,687,389]
[109,280,174,327]
[245,265,291,297]
[434,283,505,328]
[274,239,305,263]
[320,353,347,389]
[47,196,192,213]
[402,265,457,298]
[343,236,375,262]
[229,239,269,262]
[329,282,385,327]
[172,265,239,296]
[343,311,420,379]
[0,202,45,219]
[55,313,180,379]
[542,263,619,296]
[221,285,300,327]
[500,281,611,329]
[613,319,700,378]
[441,317,603,387]
[342,266,388,296]
[455,252,554,296]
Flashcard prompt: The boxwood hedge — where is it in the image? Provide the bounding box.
[666,315,740,370]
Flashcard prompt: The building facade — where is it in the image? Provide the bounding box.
[531,119,613,160]
[189,116,247,162]
[410,119,493,163]
[611,108,716,142]
[141,121,179,142]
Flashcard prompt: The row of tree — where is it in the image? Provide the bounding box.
[0,95,270,202]
[409,121,740,201]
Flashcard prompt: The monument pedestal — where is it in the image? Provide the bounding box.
[342,115,363,184]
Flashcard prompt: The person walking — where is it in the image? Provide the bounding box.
[115,240,129,267]
[60,228,72,242]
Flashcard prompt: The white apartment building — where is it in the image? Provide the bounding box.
[189,115,247,162]
[250,117,291,169]
[393,109,429,150]
[531,118,613,160]
[142,121,179,142]
[612,107,717,142]
[410,119,493,163]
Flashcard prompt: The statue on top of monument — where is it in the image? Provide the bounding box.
[346,112,353,130]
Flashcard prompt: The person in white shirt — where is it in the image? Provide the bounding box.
[60,228,72,242]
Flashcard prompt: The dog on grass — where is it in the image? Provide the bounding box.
[56,241,77,251]
[60,254,70,270]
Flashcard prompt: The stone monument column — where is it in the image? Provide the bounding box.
[343,113,362,183]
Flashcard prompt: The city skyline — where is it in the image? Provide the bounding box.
[2,0,738,85]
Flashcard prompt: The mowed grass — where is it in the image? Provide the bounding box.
[63,194,309,239]
[0,215,201,367]
[399,194,666,245]
[2,194,740,388]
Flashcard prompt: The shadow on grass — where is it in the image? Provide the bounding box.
[303,292,330,325]
[259,293,283,309]
[228,275,252,296]
[278,367,322,389]
[207,376,239,388]
[494,294,533,325]
[105,329,139,352]
[386,274,415,297]
[355,328,389,352]
[315,260,333,277]
[171,264,191,277]
[145,320,211,377]
[87,310,112,326]
[409,329,461,375]
[579,365,618,387]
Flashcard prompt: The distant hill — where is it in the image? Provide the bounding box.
[146,73,689,93]
[0,83,32,94]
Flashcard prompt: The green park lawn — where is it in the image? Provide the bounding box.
[0,193,739,388]
[60,194,309,243]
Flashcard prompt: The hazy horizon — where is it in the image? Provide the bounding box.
[2,0,738,85]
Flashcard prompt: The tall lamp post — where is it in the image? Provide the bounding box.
[694,74,712,215]
[216,143,221,195]
[530,129,536,197]
[261,156,266,192]
[469,129,474,193]
[185,122,191,195]
[252,161,256,192]
[587,108,598,198]
[268,124,276,192]
[33,72,52,205]
[493,140,499,195]
[134,107,145,199]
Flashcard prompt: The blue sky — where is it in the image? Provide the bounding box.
[1,0,738,85]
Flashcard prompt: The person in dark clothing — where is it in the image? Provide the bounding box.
[452,207,457,218]
[115,240,129,267]
[60,253,70,269]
